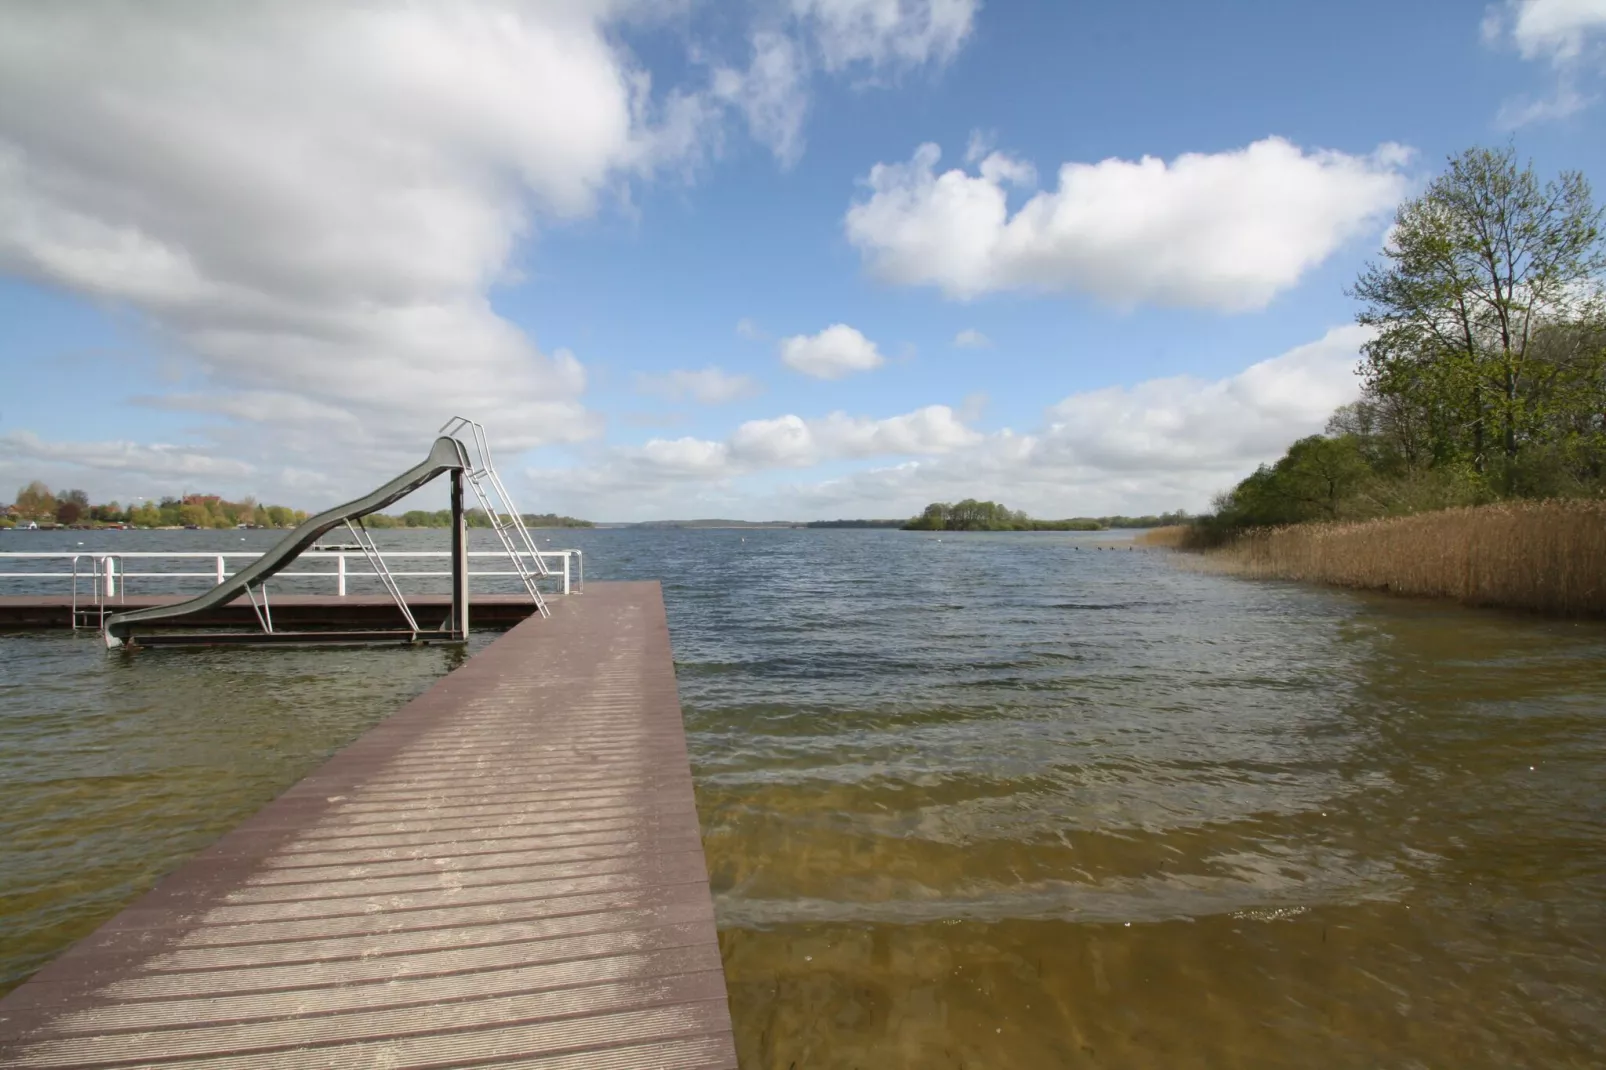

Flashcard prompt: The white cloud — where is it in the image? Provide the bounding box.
[953,328,992,348]
[779,324,886,378]
[749,326,1372,520]
[1485,0,1606,124]
[1494,0,1606,61]
[713,31,810,166]
[635,365,762,404]
[1495,79,1594,126]
[533,326,1371,521]
[728,405,979,466]
[1,430,256,481]
[638,436,733,477]
[795,0,978,72]
[0,2,715,488]
[0,2,984,503]
[844,138,1412,310]
[813,406,981,455]
[552,402,977,498]
[713,1,977,165]
[729,414,818,467]
[1036,325,1369,475]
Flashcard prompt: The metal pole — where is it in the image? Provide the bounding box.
[214,555,225,586]
[337,553,347,597]
[450,468,469,638]
[562,553,570,595]
[103,557,115,598]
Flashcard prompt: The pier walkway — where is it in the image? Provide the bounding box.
[0,581,738,1069]
[0,593,546,630]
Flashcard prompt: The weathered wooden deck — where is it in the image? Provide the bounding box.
[0,593,544,630]
[0,580,738,1069]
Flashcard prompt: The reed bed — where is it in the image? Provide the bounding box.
[1135,525,1191,549]
[1191,500,1606,616]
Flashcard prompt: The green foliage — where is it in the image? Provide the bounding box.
[1200,146,1606,543]
[1096,512,1192,529]
[805,519,906,528]
[14,481,55,520]
[4,482,306,528]
[904,500,1033,531]
[1209,435,1375,529]
[901,502,1186,531]
[1351,144,1606,486]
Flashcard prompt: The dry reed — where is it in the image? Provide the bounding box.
[1191,500,1606,616]
[1135,525,1190,549]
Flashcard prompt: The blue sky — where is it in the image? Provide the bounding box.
[2,0,1604,520]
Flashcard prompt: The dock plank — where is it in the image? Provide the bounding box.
[0,594,546,629]
[0,581,738,1069]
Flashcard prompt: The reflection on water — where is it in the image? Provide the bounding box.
[0,626,486,994]
[660,530,1606,1069]
[3,527,1605,1066]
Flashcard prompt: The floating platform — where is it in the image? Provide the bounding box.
[0,580,739,1069]
[0,594,545,632]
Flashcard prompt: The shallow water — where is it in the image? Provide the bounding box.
[2,527,1604,1067]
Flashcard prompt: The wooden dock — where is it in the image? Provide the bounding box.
[0,581,738,1069]
[0,594,545,630]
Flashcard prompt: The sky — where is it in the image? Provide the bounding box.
[2,0,1605,522]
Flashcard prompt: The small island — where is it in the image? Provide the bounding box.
[902,499,1188,531]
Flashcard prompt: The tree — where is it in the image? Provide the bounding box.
[1211,436,1373,528]
[15,481,55,520]
[1351,146,1606,486]
[903,499,1037,531]
[56,499,83,525]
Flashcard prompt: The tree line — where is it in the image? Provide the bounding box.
[363,510,593,529]
[903,499,1189,531]
[4,481,309,529]
[1201,145,1605,539]
[2,481,592,530]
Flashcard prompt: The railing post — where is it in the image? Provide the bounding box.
[562,553,570,595]
[450,468,469,638]
[337,553,347,597]
[215,555,225,585]
[103,557,116,598]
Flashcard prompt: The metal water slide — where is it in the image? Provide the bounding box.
[102,421,551,648]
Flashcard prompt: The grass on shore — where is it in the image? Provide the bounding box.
[1167,501,1606,616]
[1135,525,1191,549]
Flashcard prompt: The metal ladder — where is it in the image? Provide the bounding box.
[440,417,550,619]
[342,517,422,635]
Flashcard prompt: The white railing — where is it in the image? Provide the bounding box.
[0,550,584,602]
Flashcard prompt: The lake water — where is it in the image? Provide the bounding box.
[2,527,1604,1067]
